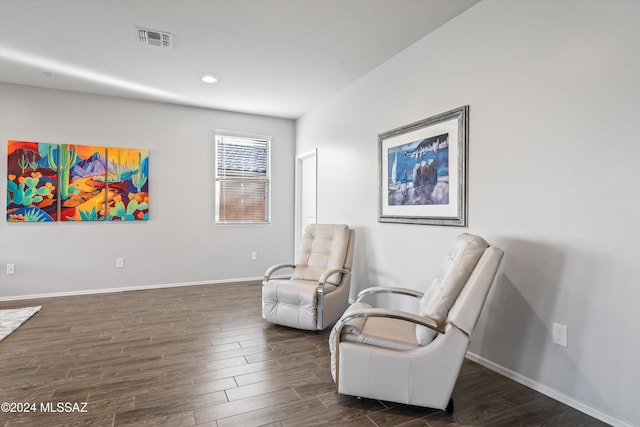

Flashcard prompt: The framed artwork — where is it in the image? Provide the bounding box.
[7,141,149,222]
[378,105,468,226]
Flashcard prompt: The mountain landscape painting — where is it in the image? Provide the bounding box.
[7,141,149,222]
[59,144,108,221]
[106,147,149,221]
[6,140,59,222]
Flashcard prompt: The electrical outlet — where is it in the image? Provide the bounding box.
[6,263,15,275]
[552,322,568,347]
[251,251,258,261]
[116,258,125,268]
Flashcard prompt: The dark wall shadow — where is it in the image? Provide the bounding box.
[348,226,421,312]
[469,237,613,418]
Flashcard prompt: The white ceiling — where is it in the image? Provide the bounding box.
[0,0,478,119]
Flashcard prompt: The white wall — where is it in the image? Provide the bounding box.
[0,83,295,298]
[296,1,640,425]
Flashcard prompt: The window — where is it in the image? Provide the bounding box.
[215,133,271,224]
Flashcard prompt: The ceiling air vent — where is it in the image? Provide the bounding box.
[137,27,172,48]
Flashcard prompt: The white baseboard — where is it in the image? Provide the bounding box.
[0,276,282,302]
[466,351,632,427]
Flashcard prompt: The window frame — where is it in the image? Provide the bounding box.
[214,132,272,225]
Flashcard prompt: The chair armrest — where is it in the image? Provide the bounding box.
[334,307,444,337]
[356,286,424,302]
[263,263,295,284]
[318,268,351,291]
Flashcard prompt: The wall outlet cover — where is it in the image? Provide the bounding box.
[552,322,568,347]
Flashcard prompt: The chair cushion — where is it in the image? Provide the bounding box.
[264,279,337,302]
[329,302,419,380]
[292,224,349,285]
[262,279,337,330]
[336,302,368,334]
[343,316,420,350]
[336,302,419,350]
[415,233,488,345]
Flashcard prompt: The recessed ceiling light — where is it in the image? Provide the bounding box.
[202,75,218,83]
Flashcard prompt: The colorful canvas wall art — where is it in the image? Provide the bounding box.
[106,147,149,221]
[6,141,58,222]
[58,144,108,221]
[6,141,149,222]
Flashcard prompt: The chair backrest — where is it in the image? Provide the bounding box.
[448,246,504,335]
[415,233,491,345]
[291,224,351,285]
[343,229,356,273]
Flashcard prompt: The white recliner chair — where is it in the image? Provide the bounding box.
[262,224,355,331]
[329,233,503,412]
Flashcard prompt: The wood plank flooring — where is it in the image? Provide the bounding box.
[0,281,608,426]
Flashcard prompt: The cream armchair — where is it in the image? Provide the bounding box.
[329,233,503,412]
[262,224,355,331]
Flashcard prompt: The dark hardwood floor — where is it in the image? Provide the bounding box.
[0,281,607,427]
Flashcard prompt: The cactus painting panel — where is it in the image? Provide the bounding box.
[6,140,58,222]
[58,144,108,221]
[7,141,149,222]
[106,147,149,221]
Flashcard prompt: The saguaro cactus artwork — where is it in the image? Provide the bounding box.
[106,147,149,221]
[7,141,148,222]
[6,140,58,222]
[57,145,108,222]
[48,144,78,201]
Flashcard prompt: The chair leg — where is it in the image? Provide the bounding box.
[445,397,454,413]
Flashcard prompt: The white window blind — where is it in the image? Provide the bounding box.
[215,133,271,224]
